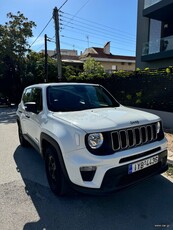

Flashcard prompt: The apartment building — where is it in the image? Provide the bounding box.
[136,0,173,69]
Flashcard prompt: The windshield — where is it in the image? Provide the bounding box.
[47,84,120,112]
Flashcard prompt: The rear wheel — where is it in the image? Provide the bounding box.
[18,122,29,147]
[45,146,69,196]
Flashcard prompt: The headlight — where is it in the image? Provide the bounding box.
[88,133,103,149]
[156,121,161,134]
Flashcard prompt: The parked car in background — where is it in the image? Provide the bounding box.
[16,83,168,196]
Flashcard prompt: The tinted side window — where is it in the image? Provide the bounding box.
[22,87,43,113]
[22,88,32,104]
[31,88,43,113]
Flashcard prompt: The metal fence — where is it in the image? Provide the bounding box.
[85,73,173,113]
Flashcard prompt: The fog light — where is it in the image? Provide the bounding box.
[80,166,97,171]
[80,166,97,181]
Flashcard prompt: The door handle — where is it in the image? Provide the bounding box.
[25,115,30,118]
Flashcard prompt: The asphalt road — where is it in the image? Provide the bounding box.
[1,107,173,230]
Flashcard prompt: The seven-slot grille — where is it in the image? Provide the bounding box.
[111,123,158,151]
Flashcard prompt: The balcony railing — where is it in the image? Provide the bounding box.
[144,0,161,9]
[142,36,173,56]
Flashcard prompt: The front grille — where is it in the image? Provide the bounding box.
[111,123,158,151]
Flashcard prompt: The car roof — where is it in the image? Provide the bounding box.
[25,82,99,89]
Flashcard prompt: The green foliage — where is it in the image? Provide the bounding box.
[63,65,77,79]
[25,51,58,86]
[0,11,36,103]
[0,11,36,59]
[66,57,107,81]
[136,91,142,98]
[83,57,104,75]
[66,67,173,112]
[135,91,142,105]
[112,70,133,78]
[74,57,105,80]
[126,94,132,100]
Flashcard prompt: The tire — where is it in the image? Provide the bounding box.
[45,146,69,196]
[18,122,29,147]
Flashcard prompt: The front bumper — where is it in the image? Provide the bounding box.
[70,150,168,195]
[62,139,168,194]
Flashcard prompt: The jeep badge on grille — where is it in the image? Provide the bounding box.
[130,121,139,125]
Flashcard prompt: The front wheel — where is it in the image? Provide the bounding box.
[45,146,69,196]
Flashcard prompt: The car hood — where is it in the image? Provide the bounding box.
[52,106,159,133]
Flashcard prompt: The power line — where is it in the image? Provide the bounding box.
[60,20,136,44]
[61,14,135,41]
[34,44,45,52]
[61,41,84,50]
[29,17,53,48]
[59,0,69,10]
[61,11,136,39]
[59,11,136,54]
[60,24,136,51]
[61,0,91,29]
[61,35,135,53]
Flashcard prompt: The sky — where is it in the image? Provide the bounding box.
[0,0,138,56]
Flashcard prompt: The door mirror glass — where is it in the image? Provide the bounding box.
[25,102,38,113]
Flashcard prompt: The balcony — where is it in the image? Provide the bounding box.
[143,0,173,21]
[142,36,173,61]
[144,0,161,9]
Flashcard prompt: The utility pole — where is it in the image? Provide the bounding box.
[44,34,48,82]
[53,7,62,81]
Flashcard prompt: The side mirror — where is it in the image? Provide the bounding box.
[25,102,38,113]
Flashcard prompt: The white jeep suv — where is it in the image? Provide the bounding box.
[16,83,168,195]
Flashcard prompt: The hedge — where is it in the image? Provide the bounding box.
[67,71,173,113]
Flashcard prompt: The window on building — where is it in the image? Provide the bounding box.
[149,19,161,54]
[112,65,117,70]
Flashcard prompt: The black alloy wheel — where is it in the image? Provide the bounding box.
[45,146,68,196]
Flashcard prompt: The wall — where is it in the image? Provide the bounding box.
[100,61,135,72]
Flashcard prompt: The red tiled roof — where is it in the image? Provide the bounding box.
[61,55,80,60]
[81,47,136,60]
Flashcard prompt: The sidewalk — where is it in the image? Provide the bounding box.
[168,150,173,165]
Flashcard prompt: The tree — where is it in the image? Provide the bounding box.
[25,51,58,86]
[76,57,105,80]
[83,57,104,76]
[0,11,36,103]
[0,12,36,59]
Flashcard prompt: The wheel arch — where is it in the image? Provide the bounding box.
[40,133,61,158]
[40,133,69,181]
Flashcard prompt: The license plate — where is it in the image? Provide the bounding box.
[128,155,159,174]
